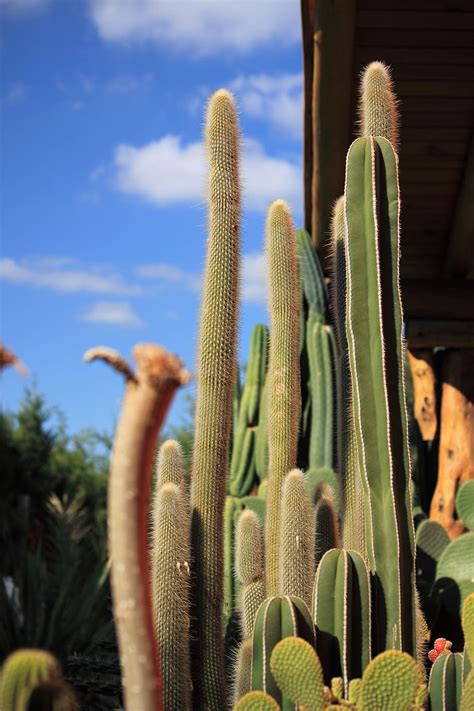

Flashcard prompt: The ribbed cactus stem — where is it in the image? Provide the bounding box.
[0,649,61,711]
[265,199,300,596]
[156,439,185,491]
[280,469,315,607]
[151,482,191,711]
[359,61,399,151]
[190,88,240,710]
[236,509,265,638]
[314,495,339,568]
[330,196,366,556]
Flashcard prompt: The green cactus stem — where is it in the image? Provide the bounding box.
[85,345,188,711]
[255,372,269,481]
[314,495,340,568]
[358,650,423,711]
[151,482,191,711]
[265,200,300,596]
[344,135,416,654]
[312,548,371,690]
[269,637,325,711]
[461,670,474,711]
[429,650,469,711]
[252,596,314,710]
[435,532,474,616]
[307,319,335,470]
[280,469,315,607]
[190,88,241,710]
[463,593,474,660]
[0,649,61,711]
[456,480,474,532]
[229,324,269,496]
[358,61,399,151]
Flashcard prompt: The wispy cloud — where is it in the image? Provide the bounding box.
[0,257,141,295]
[0,0,48,13]
[230,73,303,138]
[242,252,267,304]
[80,301,143,327]
[5,81,28,105]
[114,135,301,214]
[88,0,300,55]
[105,72,153,94]
[136,263,201,292]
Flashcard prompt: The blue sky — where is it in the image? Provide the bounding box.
[1,0,303,437]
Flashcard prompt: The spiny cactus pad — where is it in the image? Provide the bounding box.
[269,637,325,711]
[358,650,423,711]
[235,691,282,710]
[462,592,474,661]
[456,480,474,532]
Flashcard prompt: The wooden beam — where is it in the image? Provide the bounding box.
[407,350,437,440]
[309,0,356,257]
[401,280,474,320]
[406,320,474,348]
[301,0,316,233]
[443,131,474,278]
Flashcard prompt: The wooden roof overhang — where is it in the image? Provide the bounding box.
[301,0,474,347]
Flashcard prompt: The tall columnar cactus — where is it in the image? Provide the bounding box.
[0,649,61,711]
[312,548,371,689]
[429,649,471,711]
[280,469,315,607]
[314,494,339,568]
[236,509,265,639]
[252,596,314,710]
[151,482,191,711]
[358,61,398,151]
[344,134,416,654]
[307,320,335,470]
[265,200,300,596]
[229,324,269,496]
[190,88,240,709]
[330,196,366,556]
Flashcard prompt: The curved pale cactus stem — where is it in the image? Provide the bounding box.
[344,136,416,654]
[359,650,423,711]
[85,344,189,711]
[359,61,399,151]
[0,341,28,377]
[269,637,325,711]
[265,199,300,596]
[190,88,241,710]
[280,469,315,607]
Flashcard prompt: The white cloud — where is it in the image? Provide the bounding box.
[242,252,267,304]
[114,135,301,213]
[6,82,28,105]
[81,301,143,327]
[230,73,303,138]
[0,257,141,295]
[0,0,48,12]
[88,0,300,55]
[136,262,201,291]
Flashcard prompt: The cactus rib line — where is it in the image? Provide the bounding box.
[343,149,376,568]
[368,136,402,650]
[342,551,349,695]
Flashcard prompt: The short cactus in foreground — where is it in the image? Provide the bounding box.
[265,200,300,596]
[0,649,61,711]
[235,691,282,710]
[190,88,240,710]
[269,637,325,711]
[358,650,423,711]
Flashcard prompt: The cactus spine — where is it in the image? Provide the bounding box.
[190,89,240,709]
[358,650,423,711]
[236,509,265,639]
[151,481,191,711]
[156,439,186,491]
[344,134,416,654]
[233,639,254,705]
[280,469,315,607]
[265,200,300,596]
[359,61,399,151]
